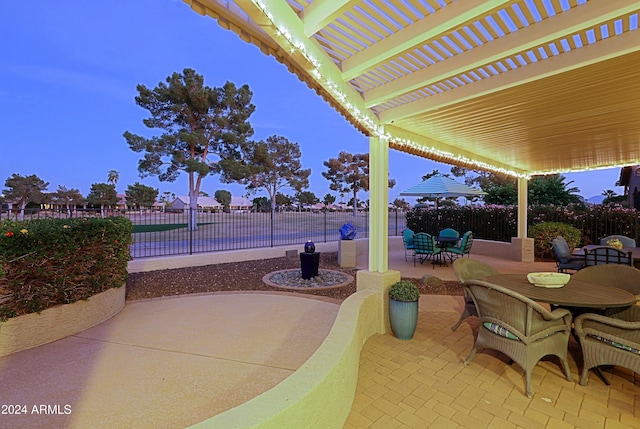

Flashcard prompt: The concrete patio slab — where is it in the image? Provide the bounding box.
[0,293,339,429]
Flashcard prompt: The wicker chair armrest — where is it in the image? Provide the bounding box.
[481,315,570,345]
[547,308,573,322]
[575,312,640,352]
[603,305,640,322]
[575,313,640,332]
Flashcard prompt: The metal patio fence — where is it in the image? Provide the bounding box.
[1,208,408,258]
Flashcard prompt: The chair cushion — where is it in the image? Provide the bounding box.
[483,322,519,341]
[588,334,640,354]
[558,260,584,270]
[552,238,572,263]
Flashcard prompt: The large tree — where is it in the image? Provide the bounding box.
[107,170,119,187]
[214,189,232,212]
[481,173,582,206]
[125,182,158,212]
[275,192,293,210]
[322,152,395,217]
[241,135,311,216]
[86,183,119,217]
[322,193,336,206]
[50,185,85,216]
[124,68,255,230]
[158,191,176,209]
[528,174,582,205]
[295,190,318,207]
[2,173,49,219]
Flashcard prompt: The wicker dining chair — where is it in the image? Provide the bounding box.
[574,306,640,386]
[450,258,499,331]
[463,280,573,397]
[572,264,640,301]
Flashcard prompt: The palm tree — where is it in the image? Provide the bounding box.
[107,170,119,187]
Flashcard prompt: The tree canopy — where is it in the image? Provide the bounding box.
[87,183,119,217]
[124,68,255,229]
[241,135,310,216]
[296,190,318,206]
[125,182,158,210]
[107,170,119,187]
[51,185,85,214]
[214,189,232,211]
[2,173,49,218]
[323,151,395,216]
[322,193,336,206]
[456,168,584,206]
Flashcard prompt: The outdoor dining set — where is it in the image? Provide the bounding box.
[451,255,640,398]
[552,234,640,273]
[402,228,473,268]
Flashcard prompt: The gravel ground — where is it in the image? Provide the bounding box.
[126,252,463,301]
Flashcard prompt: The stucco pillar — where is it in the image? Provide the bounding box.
[517,177,528,238]
[367,135,389,272]
[356,135,400,334]
[515,176,534,262]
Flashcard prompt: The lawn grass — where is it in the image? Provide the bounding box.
[132,222,216,233]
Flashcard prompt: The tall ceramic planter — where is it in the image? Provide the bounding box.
[389,299,419,340]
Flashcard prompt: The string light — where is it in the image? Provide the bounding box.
[250,1,636,180]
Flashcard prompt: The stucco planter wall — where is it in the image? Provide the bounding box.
[0,286,126,357]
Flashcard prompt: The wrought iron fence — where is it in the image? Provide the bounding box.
[0,208,408,258]
[406,206,516,241]
[9,204,635,258]
[407,205,640,245]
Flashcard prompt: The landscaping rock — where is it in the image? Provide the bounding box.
[420,274,443,287]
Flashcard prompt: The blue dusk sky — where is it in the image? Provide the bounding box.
[0,0,625,204]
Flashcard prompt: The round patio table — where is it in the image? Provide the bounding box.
[484,274,636,308]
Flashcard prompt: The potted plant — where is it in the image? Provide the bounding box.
[388,280,420,340]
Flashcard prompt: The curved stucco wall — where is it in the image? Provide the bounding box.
[189,289,380,429]
[0,286,126,357]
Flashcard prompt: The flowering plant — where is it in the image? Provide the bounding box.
[606,238,623,249]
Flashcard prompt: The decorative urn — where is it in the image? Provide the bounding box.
[304,240,316,253]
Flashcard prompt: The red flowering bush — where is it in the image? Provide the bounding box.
[0,217,133,321]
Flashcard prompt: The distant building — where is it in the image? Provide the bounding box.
[229,196,252,212]
[172,196,222,212]
[617,166,640,210]
[116,194,127,210]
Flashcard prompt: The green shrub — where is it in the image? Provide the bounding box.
[0,217,133,321]
[388,280,420,302]
[528,221,582,259]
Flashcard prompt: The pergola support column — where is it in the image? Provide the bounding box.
[356,135,400,334]
[513,176,534,262]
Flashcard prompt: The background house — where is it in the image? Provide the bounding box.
[172,196,222,212]
[617,167,640,210]
[229,196,252,212]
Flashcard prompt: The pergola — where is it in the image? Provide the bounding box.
[184,0,640,273]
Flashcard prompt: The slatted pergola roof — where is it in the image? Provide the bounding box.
[184,0,640,178]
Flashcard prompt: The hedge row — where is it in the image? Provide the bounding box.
[406,204,639,259]
[0,217,133,321]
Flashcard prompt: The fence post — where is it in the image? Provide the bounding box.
[189,208,193,255]
[270,210,274,248]
[395,209,398,236]
[324,210,327,242]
